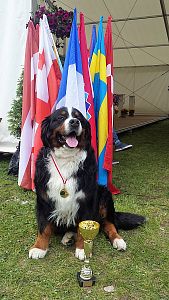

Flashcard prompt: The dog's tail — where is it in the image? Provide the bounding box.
[114,212,146,230]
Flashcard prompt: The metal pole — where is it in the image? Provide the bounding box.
[83,14,169,26]
[114,43,169,50]
[160,0,169,42]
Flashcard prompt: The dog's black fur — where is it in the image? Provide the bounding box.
[29,107,145,259]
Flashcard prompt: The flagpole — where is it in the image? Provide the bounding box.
[43,14,63,73]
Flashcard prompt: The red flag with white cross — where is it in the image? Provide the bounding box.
[19,17,61,190]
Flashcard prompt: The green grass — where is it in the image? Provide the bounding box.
[1,120,169,300]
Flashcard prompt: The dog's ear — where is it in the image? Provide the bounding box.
[41,115,51,147]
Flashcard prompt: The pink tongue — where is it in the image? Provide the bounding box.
[66,137,78,148]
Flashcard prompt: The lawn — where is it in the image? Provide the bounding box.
[1,120,169,300]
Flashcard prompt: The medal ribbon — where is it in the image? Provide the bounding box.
[51,154,67,185]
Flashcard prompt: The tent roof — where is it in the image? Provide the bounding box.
[54,0,169,67]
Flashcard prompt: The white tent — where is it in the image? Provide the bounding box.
[0,0,32,153]
[54,0,169,116]
[0,0,168,152]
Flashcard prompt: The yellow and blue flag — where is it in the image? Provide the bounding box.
[90,17,108,186]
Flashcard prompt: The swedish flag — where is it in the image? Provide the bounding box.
[90,17,108,186]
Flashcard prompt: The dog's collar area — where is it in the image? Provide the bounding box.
[50,153,69,198]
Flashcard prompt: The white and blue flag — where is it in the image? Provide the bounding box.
[56,9,86,117]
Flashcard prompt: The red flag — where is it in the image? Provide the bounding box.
[32,17,61,189]
[104,16,120,195]
[19,17,61,190]
[79,12,97,157]
[18,21,39,190]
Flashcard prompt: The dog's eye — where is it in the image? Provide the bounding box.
[58,115,65,121]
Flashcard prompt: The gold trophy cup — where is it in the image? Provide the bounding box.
[77,220,100,287]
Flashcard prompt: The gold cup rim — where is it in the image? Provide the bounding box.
[79,220,100,231]
[79,221,100,240]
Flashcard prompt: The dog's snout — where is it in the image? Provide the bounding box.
[69,118,80,128]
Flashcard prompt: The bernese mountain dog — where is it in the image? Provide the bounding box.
[29,107,145,260]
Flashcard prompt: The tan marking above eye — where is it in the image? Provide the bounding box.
[74,112,80,118]
[60,110,67,116]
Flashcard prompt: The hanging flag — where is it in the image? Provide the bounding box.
[32,17,62,189]
[104,16,120,195]
[19,17,62,190]
[56,9,86,117]
[89,25,97,66]
[90,17,108,186]
[79,12,97,157]
[18,21,39,190]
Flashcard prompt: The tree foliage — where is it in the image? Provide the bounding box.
[7,71,23,139]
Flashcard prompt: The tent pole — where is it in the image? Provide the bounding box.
[114,43,169,50]
[83,14,169,26]
[160,0,169,42]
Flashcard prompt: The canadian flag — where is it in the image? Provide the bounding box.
[18,16,61,190]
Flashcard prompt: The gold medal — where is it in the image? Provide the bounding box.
[60,188,69,198]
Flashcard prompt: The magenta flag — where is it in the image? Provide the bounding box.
[79,12,97,157]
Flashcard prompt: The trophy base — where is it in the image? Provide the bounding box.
[77,272,96,287]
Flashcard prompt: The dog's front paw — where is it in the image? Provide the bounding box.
[113,238,127,251]
[75,248,85,261]
[29,247,48,259]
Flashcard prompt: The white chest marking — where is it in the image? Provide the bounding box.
[47,148,87,227]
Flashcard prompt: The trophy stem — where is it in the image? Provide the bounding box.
[80,240,93,281]
[84,240,93,260]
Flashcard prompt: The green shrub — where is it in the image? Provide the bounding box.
[8,71,23,139]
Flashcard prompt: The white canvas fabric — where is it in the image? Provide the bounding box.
[53,0,169,115]
[53,0,169,67]
[0,0,32,152]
